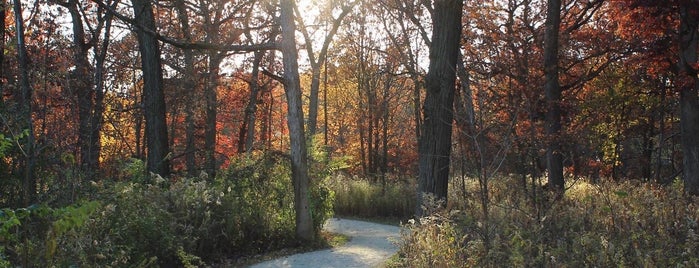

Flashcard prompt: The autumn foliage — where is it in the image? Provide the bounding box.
[0,0,699,265]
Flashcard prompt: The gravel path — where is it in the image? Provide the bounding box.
[249,218,401,268]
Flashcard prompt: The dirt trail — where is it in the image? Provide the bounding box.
[248,218,401,268]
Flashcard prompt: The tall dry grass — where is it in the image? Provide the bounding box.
[394,177,699,267]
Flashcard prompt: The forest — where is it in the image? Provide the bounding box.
[0,0,698,266]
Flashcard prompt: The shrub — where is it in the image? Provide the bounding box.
[329,174,416,220]
[0,150,337,266]
[394,177,699,267]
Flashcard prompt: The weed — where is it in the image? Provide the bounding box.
[394,177,699,267]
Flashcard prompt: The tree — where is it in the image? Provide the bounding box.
[195,0,258,177]
[543,0,563,192]
[417,0,463,215]
[131,0,170,176]
[54,0,113,178]
[378,0,431,144]
[279,0,313,241]
[295,1,355,135]
[677,2,699,195]
[618,0,699,194]
[173,0,198,176]
[238,50,263,154]
[0,0,5,102]
[90,0,115,179]
[12,0,36,205]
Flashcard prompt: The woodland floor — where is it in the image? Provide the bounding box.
[248,218,400,268]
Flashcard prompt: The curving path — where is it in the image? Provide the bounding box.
[249,218,401,268]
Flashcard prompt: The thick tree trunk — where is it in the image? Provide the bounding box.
[679,4,699,195]
[280,0,314,242]
[132,0,170,177]
[543,0,564,192]
[417,0,463,216]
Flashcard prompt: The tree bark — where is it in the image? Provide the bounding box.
[543,0,564,192]
[200,0,224,178]
[678,4,699,195]
[417,0,463,216]
[174,0,197,176]
[132,0,170,176]
[280,0,314,242]
[90,1,114,178]
[0,0,5,103]
[61,0,100,177]
[13,0,36,205]
[239,51,263,154]
[204,54,222,178]
[356,21,368,174]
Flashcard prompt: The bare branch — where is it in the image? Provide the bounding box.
[90,0,278,52]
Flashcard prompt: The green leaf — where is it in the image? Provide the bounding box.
[614,191,628,197]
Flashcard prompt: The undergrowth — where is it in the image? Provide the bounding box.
[0,151,335,267]
[394,177,699,267]
[329,174,416,221]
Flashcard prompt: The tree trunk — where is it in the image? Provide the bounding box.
[204,54,222,178]
[678,4,699,195]
[174,0,197,176]
[368,74,375,177]
[296,4,353,135]
[356,25,368,174]
[280,0,314,242]
[239,51,263,154]
[381,71,390,177]
[413,77,421,141]
[543,0,564,192]
[13,0,35,205]
[0,1,5,103]
[197,0,221,178]
[134,80,144,159]
[655,77,667,183]
[308,67,322,135]
[63,0,98,177]
[261,51,276,149]
[132,0,170,177]
[417,0,463,216]
[323,61,329,145]
[90,3,114,178]
[642,117,654,181]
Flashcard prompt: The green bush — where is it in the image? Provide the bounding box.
[394,177,699,267]
[0,150,337,267]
